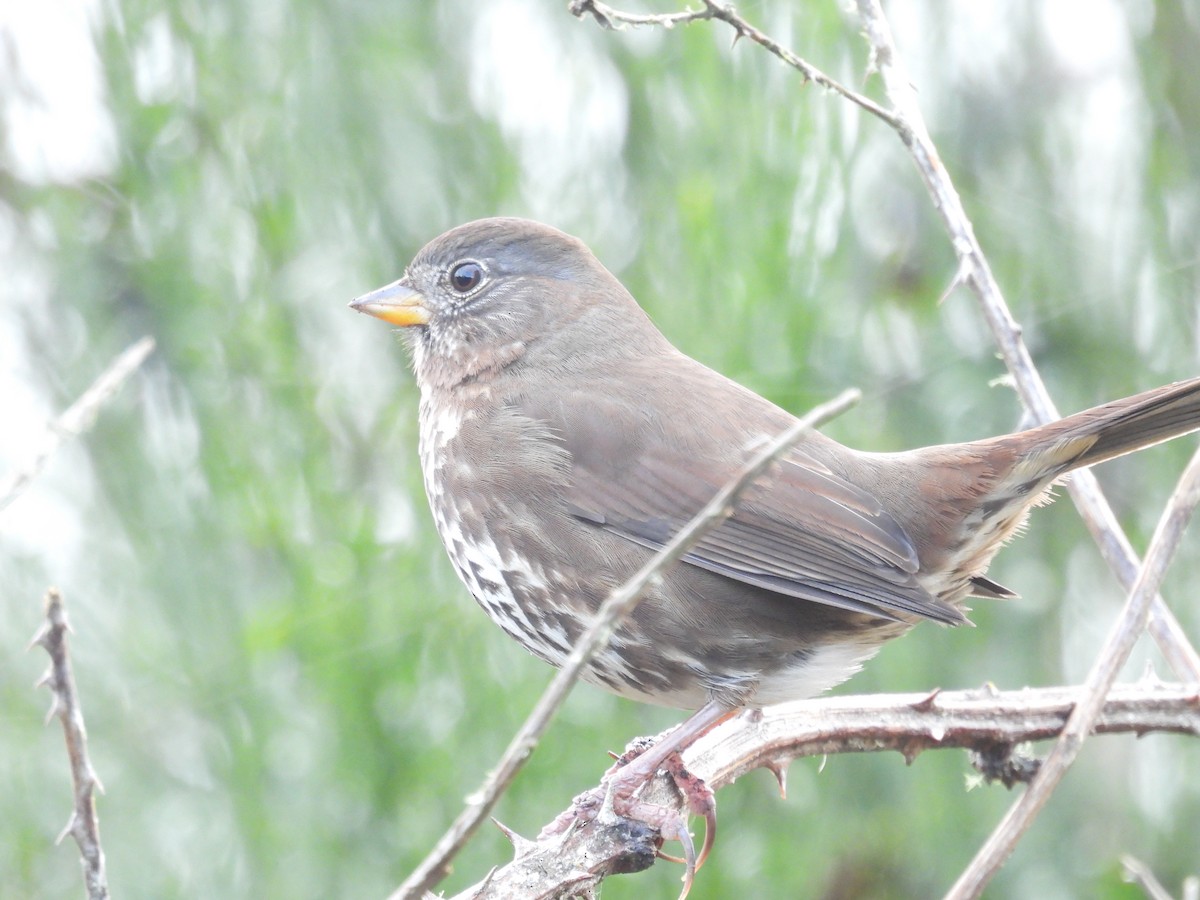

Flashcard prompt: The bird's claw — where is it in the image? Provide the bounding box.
[664,752,716,871]
[608,749,717,899]
[611,792,697,898]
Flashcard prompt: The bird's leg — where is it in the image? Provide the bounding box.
[653,753,716,867]
[603,700,735,898]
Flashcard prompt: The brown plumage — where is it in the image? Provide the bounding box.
[351,217,1200,885]
[352,216,1200,709]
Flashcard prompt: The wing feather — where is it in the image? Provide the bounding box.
[564,439,964,625]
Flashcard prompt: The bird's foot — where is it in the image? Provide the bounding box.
[604,740,717,900]
[541,703,733,896]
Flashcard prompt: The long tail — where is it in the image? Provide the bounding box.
[1023,375,1200,473]
[920,376,1200,606]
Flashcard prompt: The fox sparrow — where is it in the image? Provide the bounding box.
[352,217,1200,889]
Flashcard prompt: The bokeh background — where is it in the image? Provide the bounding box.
[3,1,1199,897]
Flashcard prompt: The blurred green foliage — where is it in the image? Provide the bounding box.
[2,2,1199,898]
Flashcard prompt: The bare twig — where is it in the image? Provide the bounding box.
[391,388,861,900]
[455,681,1200,898]
[946,445,1200,898]
[850,0,1200,682]
[30,588,110,900]
[1120,855,1190,900]
[0,336,156,514]
[569,0,710,29]
[569,0,900,126]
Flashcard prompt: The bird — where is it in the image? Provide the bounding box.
[351,216,1200,891]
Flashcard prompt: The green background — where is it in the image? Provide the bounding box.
[3,2,1198,898]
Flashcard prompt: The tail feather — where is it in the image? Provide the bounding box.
[913,376,1200,607]
[1030,376,1200,473]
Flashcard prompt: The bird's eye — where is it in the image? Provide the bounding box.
[449,261,484,294]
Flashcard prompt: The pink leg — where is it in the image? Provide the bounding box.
[605,700,736,898]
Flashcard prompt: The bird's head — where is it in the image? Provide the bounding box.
[351,217,662,390]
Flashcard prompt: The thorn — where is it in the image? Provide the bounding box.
[55,812,78,846]
[43,695,62,726]
[28,622,52,651]
[763,759,789,799]
[474,865,499,893]
[910,686,942,712]
[1138,661,1163,687]
[491,818,536,856]
[939,259,972,304]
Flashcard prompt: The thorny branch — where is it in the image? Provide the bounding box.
[31,589,110,900]
[453,682,1200,899]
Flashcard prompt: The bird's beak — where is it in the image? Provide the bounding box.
[349,279,431,327]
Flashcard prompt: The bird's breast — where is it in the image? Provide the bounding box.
[416,388,585,667]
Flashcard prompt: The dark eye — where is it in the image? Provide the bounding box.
[449,261,484,293]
